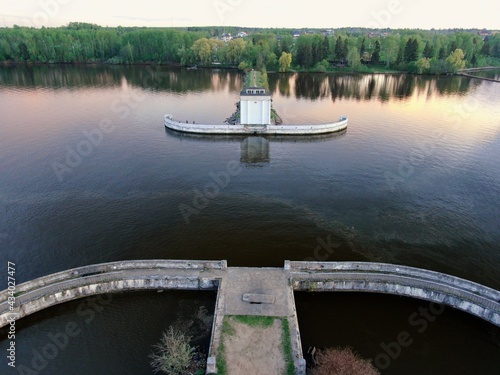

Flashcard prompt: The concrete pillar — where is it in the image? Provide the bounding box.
[298,358,307,375]
[206,356,217,374]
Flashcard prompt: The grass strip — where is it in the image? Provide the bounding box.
[281,318,295,375]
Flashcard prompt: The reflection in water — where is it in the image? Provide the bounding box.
[240,137,270,164]
[165,128,347,165]
[0,65,244,93]
[0,66,484,102]
[268,72,480,103]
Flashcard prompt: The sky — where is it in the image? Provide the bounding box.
[1,0,499,30]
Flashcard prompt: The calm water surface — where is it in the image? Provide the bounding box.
[0,66,499,374]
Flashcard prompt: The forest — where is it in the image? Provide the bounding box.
[0,23,499,74]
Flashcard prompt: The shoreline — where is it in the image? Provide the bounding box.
[2,60,499,76]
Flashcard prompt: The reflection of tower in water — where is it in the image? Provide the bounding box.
[240,137,270,164]
[165,128,346,165]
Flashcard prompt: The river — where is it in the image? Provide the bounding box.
[0,65,499,374]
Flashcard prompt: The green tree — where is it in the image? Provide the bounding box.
[190,38,212,65]
[280,35,293,54]
[371,40,381,65]
[481,40,490,56]
[382,36,399,67]
[209,38,225,63]
[347,46,361,68]
[449,40,457,54]
[266,52,278,70]
[312,35,324,63]
[446,48,466,72]
[343,38,349,63]
[422,42,434,58]
[429,58,449,74]
[279,51,292,72]
[491,35,500,58]
[334,36,343,62]
[360,38,366,54]
[322,35,330,60]
[177,45,194,66]
[404,38,419,62]
[295,36,313,68]
[303,42,313,68]
[226,38,246,65]
[396,45,404,64]
[470,53,477,66]
[122,41,134,63]
[415,57,431,74]
[438,46,447,60]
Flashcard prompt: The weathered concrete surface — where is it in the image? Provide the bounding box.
[242,293,276,304]
[2,260,500,374]
[287,261,500,326]
[0,259,226,304]
[0,260,226,327]
[165,114,348,135]
[207,267,306,375]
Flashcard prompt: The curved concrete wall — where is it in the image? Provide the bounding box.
[164,115,348,135]
[266,117,348,135]
[287,261,500,326]
[0,260,225,328]
[1,260,499,328]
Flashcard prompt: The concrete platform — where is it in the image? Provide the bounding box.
[207,267,305,374]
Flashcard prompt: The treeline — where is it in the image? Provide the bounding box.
[0,23,499,74]
[0,24,205,64]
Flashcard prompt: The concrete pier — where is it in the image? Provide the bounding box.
[207,267,305,374]
[1,260,500,374]
[164,114,348,135]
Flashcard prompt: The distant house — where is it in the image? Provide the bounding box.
[237,31,248,38]
[221,33,232,42]
[293,30,301,38]
[478,30,492,37]
[367,31,390,38]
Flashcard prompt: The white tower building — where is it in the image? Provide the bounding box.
[239,87,271,125]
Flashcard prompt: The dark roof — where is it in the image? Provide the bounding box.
[240,87,271,96]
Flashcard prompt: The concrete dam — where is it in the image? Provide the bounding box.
[2,260,499,374]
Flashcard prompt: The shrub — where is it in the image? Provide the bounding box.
[313,63,327,73]
[106,56,124,64]
[311,347,380,375]
[429,58,449,75]
[150,326,193,375]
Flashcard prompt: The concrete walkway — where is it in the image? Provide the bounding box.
[207,267,305,374]
[456,72,500,83]
[223,268,292,316]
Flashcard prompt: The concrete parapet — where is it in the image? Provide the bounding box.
[289,261,500,327]
[207,278,226,374]
[165,114,348,135]
[288,261,500,302]
[0,259,225,303]
[0,260,225,328]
